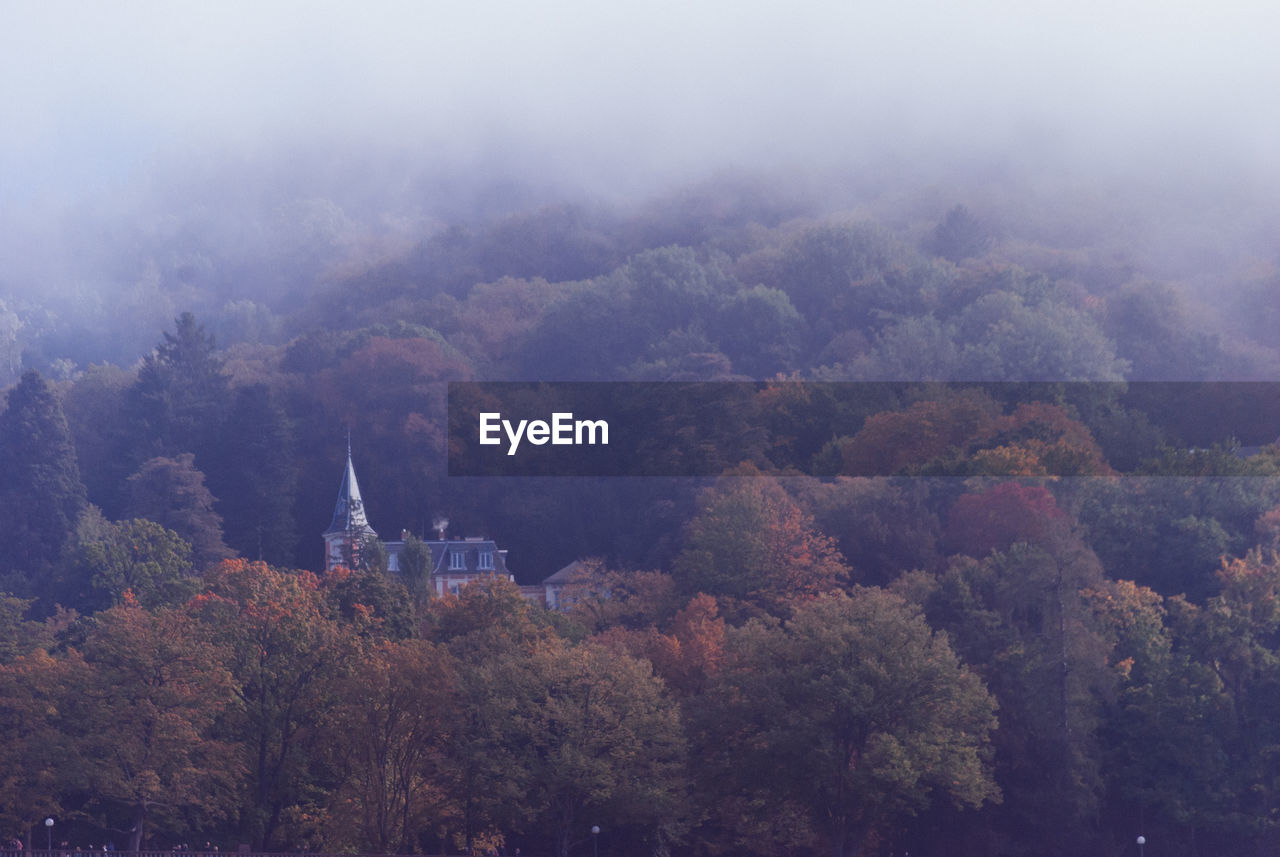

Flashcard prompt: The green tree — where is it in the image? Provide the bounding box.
[398,533,434,603]
[1162,549,1280,848]
[924,529,1113,857]
[954,291,1129,381]
[622,246,729,339]
[771,223,910,326]
[0,370,87,596]
[713,285,802,377]
[429,578,554,853]
[0,595,51,664]
[461,636,688,857]
[1076,475,1280,602]
[324,564,414,640]
[60,363,134,516]
[673,478,849,621]
[694,588,998,857]
[792,477,943,588]
[519,283,644,380]
[124,454,231,570]
[926,205,993,261]
[1084,580,1235,851]
[126,312,230,463]
[838,314,960,381]
[1102,280,1225,380]
[520,248,736,380]
[67,517,199,611]
[0,299,22,387]
[211,384,298,566]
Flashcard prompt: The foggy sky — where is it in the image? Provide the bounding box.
[2,0,1278,296]
[5,1,1277,188]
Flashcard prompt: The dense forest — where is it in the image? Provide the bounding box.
[5,175,1280,857]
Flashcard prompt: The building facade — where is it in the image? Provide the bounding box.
[324,448,549,600]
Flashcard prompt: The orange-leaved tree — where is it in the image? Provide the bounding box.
[673,477,849,621]
[325,638,460,853]
[193,559,359,850]
[63,600,240,851]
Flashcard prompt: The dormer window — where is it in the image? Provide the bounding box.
[449,550,466,570]
[479,551,494,570]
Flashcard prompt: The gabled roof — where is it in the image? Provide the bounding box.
[324,446,378,538]
[542,559,585,585]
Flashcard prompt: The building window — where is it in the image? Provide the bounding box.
[479,551,494,570]
[449,551,465,570]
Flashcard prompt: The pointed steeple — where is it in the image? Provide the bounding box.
[323,441,380,572]
[325,439,377,538]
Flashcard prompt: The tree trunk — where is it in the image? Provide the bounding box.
[555,802,575,857]
[833,821,868,857]
[128,806,145,853]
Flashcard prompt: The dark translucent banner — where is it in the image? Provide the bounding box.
[447,382,1280,477]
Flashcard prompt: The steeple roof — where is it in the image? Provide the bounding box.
[324,443,378,538]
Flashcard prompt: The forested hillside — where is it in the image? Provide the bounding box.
[4,174,1280,857]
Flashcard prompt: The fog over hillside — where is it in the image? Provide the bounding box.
[1,0,1278,373]
[11,11,1280,856]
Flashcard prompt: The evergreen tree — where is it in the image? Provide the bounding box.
[211,384,298,566]
[124,454,232,570]
[0,370,87,595]
[398,534,434,603]
[926,205,993,261]
[125,312,230,464]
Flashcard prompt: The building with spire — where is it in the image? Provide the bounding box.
[322,443,379,572]
[323,448,531,600]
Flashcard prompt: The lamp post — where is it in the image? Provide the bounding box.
[44,818,53,851]
[1137,835,1146,857]
[591,826,600,857]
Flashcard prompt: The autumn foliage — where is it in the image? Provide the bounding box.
[673,478,850,619]
[944,482,1066,557]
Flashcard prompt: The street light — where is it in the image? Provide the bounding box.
[44,818,53,851]
[1137,835,1146,857]
[591,825,600,857]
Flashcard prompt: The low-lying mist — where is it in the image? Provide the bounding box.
[2,0,1277,379]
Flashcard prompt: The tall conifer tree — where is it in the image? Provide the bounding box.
[126,312,229,465]
[209,384,298,566]
[0,370,87,594]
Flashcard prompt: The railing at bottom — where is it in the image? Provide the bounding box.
[2,852,462,857]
